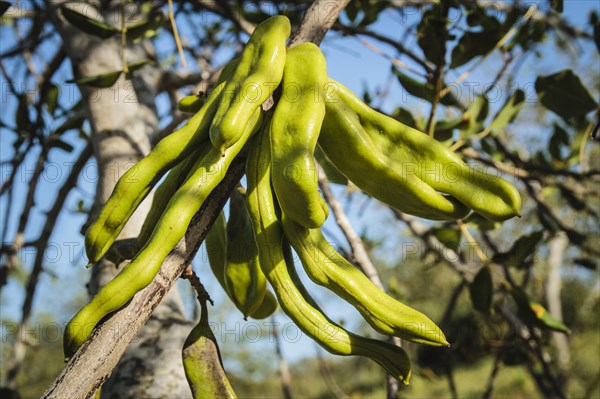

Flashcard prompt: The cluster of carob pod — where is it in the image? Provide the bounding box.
[64,15,521,395]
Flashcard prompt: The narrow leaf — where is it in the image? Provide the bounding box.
[46,83,60,116]
[126,11,165,41]
[70,71,122,88]
[392,67,461,108]
[469,266,493,315]
[60,4,118,39]
[511,286,570,334]
[459,95,489,138]
[392,107,417,129]
[488,90,525,134]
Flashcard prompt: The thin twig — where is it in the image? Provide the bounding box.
[273,315,293,399]
[482,354,502,399]
[315,344,350,399]
[168,0,187,67]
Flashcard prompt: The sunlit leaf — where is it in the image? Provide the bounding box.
[431,224,461,251]
[459,95,489,138]
[511,286,570,334]
[488,89,525,134]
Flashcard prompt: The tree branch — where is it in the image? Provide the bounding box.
[43,2,351,397]
[42,154,246,399]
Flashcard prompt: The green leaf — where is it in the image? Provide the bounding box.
[511,286,570,334]
[434,115,468,141]
[417,5,446,65]
[492,231,544,268]
[392,67,462,108]
[549,124,569,160]
[49,139,74,153]
[465,7,501,30]
[488,89,525,134]
[465,212,499,231]
[469,266,493,315]
[450,30,501,68]
[45,83,60,116]
[549,0,563,13]
[535,70,598,120]
[60,4,118,39]
[459,95,489,138]
[507,20,547,52]
[344,0,360,23]
[315,145,348,185]
[126,11,165,41]
[124,60,154,79]
[70,70,121,88]
[392,107,417,129]
[431,225,461,251]
[0,1,10,17]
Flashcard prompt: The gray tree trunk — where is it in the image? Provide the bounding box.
[53,3,192,397]
[545,232,570,372]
